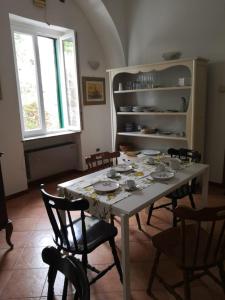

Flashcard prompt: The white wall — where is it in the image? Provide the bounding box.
[105,0,225,183]
[0,0,112,195]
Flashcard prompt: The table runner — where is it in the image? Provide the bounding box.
[59,158,194,219]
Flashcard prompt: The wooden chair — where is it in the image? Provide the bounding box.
[40,185,123,291]
[85,151,142,230]
[42,246,90,300]
[85,151,120,172]
[147,205,225,299]
[147,148,201,227]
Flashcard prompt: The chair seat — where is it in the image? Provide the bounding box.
[152,224,224,269]
[61,216,118,253]
[166,183,191,200]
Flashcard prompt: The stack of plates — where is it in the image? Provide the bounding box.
[119,106,132,112]
[124,122,135,132]
[132,106,144,112]
[142,149,161,156]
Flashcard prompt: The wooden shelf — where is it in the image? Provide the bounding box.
[117,112,187,116]
[117,132,187,141]
[114,86,191,94]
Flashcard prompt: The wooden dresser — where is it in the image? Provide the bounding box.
[0,153,13,248]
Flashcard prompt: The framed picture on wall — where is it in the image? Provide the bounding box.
[82,77,106,105]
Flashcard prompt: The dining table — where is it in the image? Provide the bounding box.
[58,154,209,300]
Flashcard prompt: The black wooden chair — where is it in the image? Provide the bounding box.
[42,246,90,300]
[40,185,123,289]
[147,148,201,227]
[85,151,120,172]
[147,205,225,299]
[85,151,142,230]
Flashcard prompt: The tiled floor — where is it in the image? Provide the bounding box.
[0,172,225,299]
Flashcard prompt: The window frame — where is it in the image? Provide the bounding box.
[11,21,81,139]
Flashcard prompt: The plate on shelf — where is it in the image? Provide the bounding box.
[151,171,175,181]
[159,131,173,135]
[142,150,161,156]
[114,164,133,172]
[93,181,119,193]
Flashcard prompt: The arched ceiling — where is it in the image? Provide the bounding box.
[73,0,125,68]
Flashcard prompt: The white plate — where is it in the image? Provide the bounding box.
[142,150,161,156]
[151,171,175,181]
[124,185,140,191]
[114,164,133,172]
[93,181,119,193]
[107,173,120,178]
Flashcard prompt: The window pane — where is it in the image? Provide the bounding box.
[63,38,80,129]
[38,36,60,131]
[14,32,41,131]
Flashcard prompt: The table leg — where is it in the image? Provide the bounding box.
[121,214,130,300]
[201,166,209,207]
[5,220,13,249]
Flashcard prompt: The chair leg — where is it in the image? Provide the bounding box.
[188,193,196,209]
[109,239,123,283]
[135,213,142,230]
[82,254,88,274]
[183,270,191,300]
[47,265,57,300]
[147,203,154,225]
[218,262,225,294]
[147,250,161,295]
[62,277,68,300]
[110,214,115,226]
[172,199,178,227]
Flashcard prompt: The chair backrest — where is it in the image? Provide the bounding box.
[174,205,225,269]
[85,151,120,171]
[42,246,90,300]
[168,148,201,192]
[168,148,201,163]
[40,185,89,253]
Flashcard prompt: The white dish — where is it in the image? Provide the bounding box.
[151,171,175,181]
[142,150,161,156]
[93,181,119,193]
[114,164,133,172]
[124,185,139,191]
[107,172,120,179]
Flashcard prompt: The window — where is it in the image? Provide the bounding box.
[11,18,81,138]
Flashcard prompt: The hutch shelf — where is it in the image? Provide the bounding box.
[107,58,208,156]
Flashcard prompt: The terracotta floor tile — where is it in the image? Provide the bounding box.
[0,248,23,270]
[0,270,13,296]
[20,206,48,219]
[0,231,32,249]
[14,247,47,269]
[90,266,123,294]
[131,290,174,300]
[33,218,52,231]
[26,231,54,248]
[91,291,123,300]
[88,243,114,265]
[116,240,155,262]
[0,268,47,299]
[130,262,151,290]
[12,218,38,232]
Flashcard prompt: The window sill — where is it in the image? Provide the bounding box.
[22,130,81,142]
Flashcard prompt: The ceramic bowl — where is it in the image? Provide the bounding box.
[162,51,181,61]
